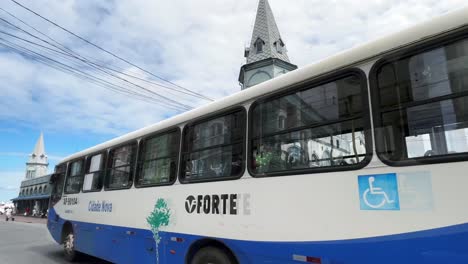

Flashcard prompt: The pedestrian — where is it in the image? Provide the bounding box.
[41,208,47,218]
[10,207,15,221]
[5,207,14,221]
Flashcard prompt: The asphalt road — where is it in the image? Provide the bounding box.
[0,219,110,264]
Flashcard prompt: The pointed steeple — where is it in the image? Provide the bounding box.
[25,133,48,179]
[246,0,290,64]
[239,0,297,89]
[29,132,46,162]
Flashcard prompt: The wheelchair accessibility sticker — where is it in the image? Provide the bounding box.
[358,173,400,210]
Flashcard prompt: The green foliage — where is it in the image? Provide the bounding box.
[147,198,171,242]
[147,198,172,263]
[255,150,285,173]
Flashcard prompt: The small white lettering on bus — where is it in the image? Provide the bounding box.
[63,197,78,206]
[88,200,112,213]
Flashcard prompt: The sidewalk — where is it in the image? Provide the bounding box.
[4,215,47,224]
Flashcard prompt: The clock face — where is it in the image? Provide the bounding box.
[247,70,271,87]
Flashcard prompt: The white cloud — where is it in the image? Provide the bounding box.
[0,171,23,201]
[0,0,466,137]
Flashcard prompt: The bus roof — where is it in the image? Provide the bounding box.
[59,6,468,165]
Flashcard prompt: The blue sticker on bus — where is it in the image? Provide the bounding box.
[358,173,400,210]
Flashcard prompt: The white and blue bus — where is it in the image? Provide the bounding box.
[48,7,468,264]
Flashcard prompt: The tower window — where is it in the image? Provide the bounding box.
[255,38,265,54]
[244,47,250,58]
[274,39,285,54]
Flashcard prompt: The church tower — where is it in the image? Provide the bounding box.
[239,0,297,89]
[25,133,48,179]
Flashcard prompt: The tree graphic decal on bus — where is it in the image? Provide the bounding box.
[147,198,171,264]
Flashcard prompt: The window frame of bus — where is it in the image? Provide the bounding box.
[248,68,373,177]
[50,163,67,207]
[104,140,138,191]
[135,127,181,188]
[81,151,107,193]
[63,158,85,194]
[179,107,247,184]
[369,27,468,167]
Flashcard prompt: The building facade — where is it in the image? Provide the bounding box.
[14,174,52,215]
[11,133,51,215]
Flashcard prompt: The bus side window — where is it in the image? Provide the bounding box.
[83,153,105,192]
[105,143,137,189]
[136,129,180,187]
[50,164,66,206]
[64,159,85,194]
[250,73,370,175]
[180,109,246,183]
[374,37,468,164]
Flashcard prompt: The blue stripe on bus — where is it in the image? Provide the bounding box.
[47,208,468,264]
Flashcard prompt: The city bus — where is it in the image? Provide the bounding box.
[48,7,468,264]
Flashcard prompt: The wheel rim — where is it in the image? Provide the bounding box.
[64,233,74,255]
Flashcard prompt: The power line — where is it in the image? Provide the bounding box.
[0,17,194,110]
[0,39,183,108]
[0,7,211,101]
[0,37,190,111]
[0,16,192,106]
[0,41,159,105]
[0,22,187,111]
[9,0,214,101]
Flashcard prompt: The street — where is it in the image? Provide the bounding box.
[0,217,110,264]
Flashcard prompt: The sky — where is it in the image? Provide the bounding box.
[0,0,466,202]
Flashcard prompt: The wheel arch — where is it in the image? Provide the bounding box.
[185,238,238,264]
[61,221,73,244]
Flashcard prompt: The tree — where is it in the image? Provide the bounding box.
[147,198,171,264]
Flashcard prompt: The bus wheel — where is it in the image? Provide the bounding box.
[191,246,235,264]
[63,230,78,262]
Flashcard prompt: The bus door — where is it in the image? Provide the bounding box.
[47,164,67,243]
[49,164,66,210]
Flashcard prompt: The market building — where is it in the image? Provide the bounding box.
[11,133,51,215]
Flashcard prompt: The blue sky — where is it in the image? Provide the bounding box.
[0,0,466,202]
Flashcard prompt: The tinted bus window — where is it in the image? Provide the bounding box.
[83,153,105,192]
[105,143,137,189]
[136,130,180,187]
[250,73,370,175]
[181,109,245,182]
[50,164,66,206]
[374,38,468,164]
[64,159,84,194]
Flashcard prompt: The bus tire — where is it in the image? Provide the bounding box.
[63,229,78,262]
[191,246,235,264]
